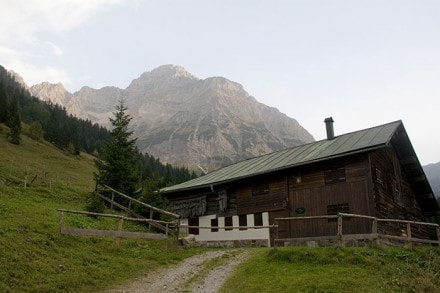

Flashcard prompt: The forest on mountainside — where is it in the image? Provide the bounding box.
[0,65,196,189]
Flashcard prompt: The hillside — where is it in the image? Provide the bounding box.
[0,126,203,292]
[30,65,314,171]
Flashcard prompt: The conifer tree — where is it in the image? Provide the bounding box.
[0,82,8,123]
[94,100,140,195]
[6,97,21,145]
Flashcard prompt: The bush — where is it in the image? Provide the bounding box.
[85,193,105,215]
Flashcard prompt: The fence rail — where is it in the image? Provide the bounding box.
[94,185,180,235]
[180,225,277,230]
[274,213,440,247]
[100,185,180,218]
[58,209,178,247]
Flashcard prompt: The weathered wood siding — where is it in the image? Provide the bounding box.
[369,147,427,238]
[167,187,237,218]
[236,175,287,215]
[284,154,372,238]
[234,154,372,239]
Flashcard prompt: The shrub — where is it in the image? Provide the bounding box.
[85,193,105,215]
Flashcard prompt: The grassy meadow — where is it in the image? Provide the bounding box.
[222,246,440,292]
[0,126,205,292]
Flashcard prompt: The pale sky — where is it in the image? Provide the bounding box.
[1,0,439,165]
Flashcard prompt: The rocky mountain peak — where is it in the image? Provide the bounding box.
[150,64,196,79]
[30,81,85,118]
[7,70,30,93]
[202,77,249,98]
[126,65,197,96]
[30,82,70,104]
[31,65,315,171]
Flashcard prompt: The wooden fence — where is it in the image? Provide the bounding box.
[95,184,180,235]
[274,213,440,248]
[58,209,178,247]
[57,184,181,246]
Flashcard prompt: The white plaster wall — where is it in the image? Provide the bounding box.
[179,218,188,234]
[189,212,270,244]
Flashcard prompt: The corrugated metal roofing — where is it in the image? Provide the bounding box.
[161,120,402,193]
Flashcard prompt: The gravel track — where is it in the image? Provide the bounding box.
[106,249,250,293]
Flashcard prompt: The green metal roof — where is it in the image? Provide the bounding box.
[161,120,402,193]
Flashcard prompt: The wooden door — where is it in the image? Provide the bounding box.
[289,186,332,238]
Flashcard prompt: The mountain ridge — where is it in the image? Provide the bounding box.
[29,65,314,171]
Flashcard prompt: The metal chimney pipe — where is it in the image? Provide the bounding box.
[324,117,335,140]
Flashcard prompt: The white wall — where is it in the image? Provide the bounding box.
[179,212,271,246]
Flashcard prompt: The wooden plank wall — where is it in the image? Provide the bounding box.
[234,154,373,239]
[285,155,371,238]
[369,147,428,238]
[236,175,287,215]
[167,187,237,218]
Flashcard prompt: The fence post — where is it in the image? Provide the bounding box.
[165,223,169,251]
[274,219,279,248]
[435,224,440,246]
[337,214,343,248]
[116,218,124,248]
[175,219,181,245]
[59,211,65,234]
[149,210,153,229]
[372,218,378,246]
[406,222,412,249]
[111,191,115,211]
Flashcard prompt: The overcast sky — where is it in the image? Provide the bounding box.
[1,0,439,165]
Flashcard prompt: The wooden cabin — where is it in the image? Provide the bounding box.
[161,119,439,246]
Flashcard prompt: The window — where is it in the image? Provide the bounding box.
[392,178,403,206]
[252,180,269,196]
[211,218,218,232]
[254,212,263,228]
[239,215,247,230]
[188,217,199,235]
[327,203,350,215]
[225,216,233,231]
[327,203,350,222]
[324,167,346,184]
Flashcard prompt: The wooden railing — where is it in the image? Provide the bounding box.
[58,209,178,247]
[274,213,440,248]
[95,184,180,235]
[180,225,276,230]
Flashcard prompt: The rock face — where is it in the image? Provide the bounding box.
[30,65,314,171]
[423,162,440,199]
[30,82,84,116]
[7,70,31,94]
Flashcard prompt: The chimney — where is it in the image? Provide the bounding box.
[324,117,335,140]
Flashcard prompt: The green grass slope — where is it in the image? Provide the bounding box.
[222,247,440,292]
[0,127,203,292]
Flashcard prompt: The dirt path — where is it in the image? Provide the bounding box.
[106,249,250,293]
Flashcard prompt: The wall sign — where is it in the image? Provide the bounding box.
[295,207,306,214]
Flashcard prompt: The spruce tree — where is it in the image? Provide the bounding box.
[0,82,8,123]
[6,97,21,145]
[94,100,140,195]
